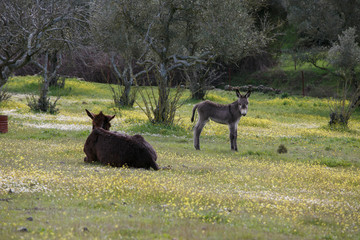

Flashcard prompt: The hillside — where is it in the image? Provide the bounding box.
[230,55,340,98]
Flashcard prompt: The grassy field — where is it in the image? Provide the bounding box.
[0,76,360,239]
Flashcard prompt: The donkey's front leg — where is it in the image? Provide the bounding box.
[84,146,98,163]
[229,123,238,151]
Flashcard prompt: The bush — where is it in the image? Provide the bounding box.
[26,95,60,114]
[277,144,288,154]
[0,85,11,103]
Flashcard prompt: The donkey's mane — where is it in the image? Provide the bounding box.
[204,100,238,108]
[93,128,145,142]
[93,128,125,138]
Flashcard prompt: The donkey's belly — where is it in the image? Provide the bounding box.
[210,117,228,124]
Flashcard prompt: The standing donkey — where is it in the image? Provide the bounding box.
[191,89,251,151]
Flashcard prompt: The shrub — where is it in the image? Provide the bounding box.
[26,95,60,114]
[277,144,288,154]
[327,28,360,126]
[0,85,11,103]
[138,73,185,125]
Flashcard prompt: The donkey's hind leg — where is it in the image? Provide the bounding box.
[194,119,208,150]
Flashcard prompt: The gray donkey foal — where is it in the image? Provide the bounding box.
[191,90,251,151]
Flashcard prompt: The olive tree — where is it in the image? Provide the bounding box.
[114,0,212,123]
[0,0,39,88]
[183,0,270,99]
[327,28,360,126]
[91,0,272,123]
[282,0,360,47]
[0,0,88,109]
[304,28,360,126]
[90,0,147,107]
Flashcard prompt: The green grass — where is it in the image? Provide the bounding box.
[1,76,360,239]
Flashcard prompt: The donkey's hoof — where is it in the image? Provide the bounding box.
[161,165,172,170]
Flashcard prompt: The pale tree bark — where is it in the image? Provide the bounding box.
[30,50,63,111]
[0,0,88,88]
[110,54,148,107]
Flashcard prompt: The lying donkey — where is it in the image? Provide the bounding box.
[191,90,251,151]
[84,109,159,170]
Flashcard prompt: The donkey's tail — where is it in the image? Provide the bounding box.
[191,104,199,122]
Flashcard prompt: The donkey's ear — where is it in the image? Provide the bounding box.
[108,115,115,121]
[245,90,251,98]
[235,89,241,97]
[85,109,94,119]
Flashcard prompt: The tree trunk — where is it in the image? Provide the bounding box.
[111,59,136,107]
[0,68,9,89]
[119,75,135,107]
[38,53,50,112]
[48,50,60,87]
[189,70,207,100]
[154,63,170,123]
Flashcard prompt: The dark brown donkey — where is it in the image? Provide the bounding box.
[84,109,159,170]
[191,90,251,151]
[86,109,115,130]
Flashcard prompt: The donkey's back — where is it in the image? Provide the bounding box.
[191,100,238,124]
[84,128,159,170]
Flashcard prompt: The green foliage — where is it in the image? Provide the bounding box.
[0,85,11,104]
[26,95,60,114]
[284,0,360,47]
[280,92,289,99]
[137,81,185,125]
[328,28,360,70]
[280,25,298,50]
[277,144,288,154]
[318,158,351,168]
[326,28,360,127]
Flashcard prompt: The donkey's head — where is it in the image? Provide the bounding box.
[86,109,115,130]
[236,89,251,116]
